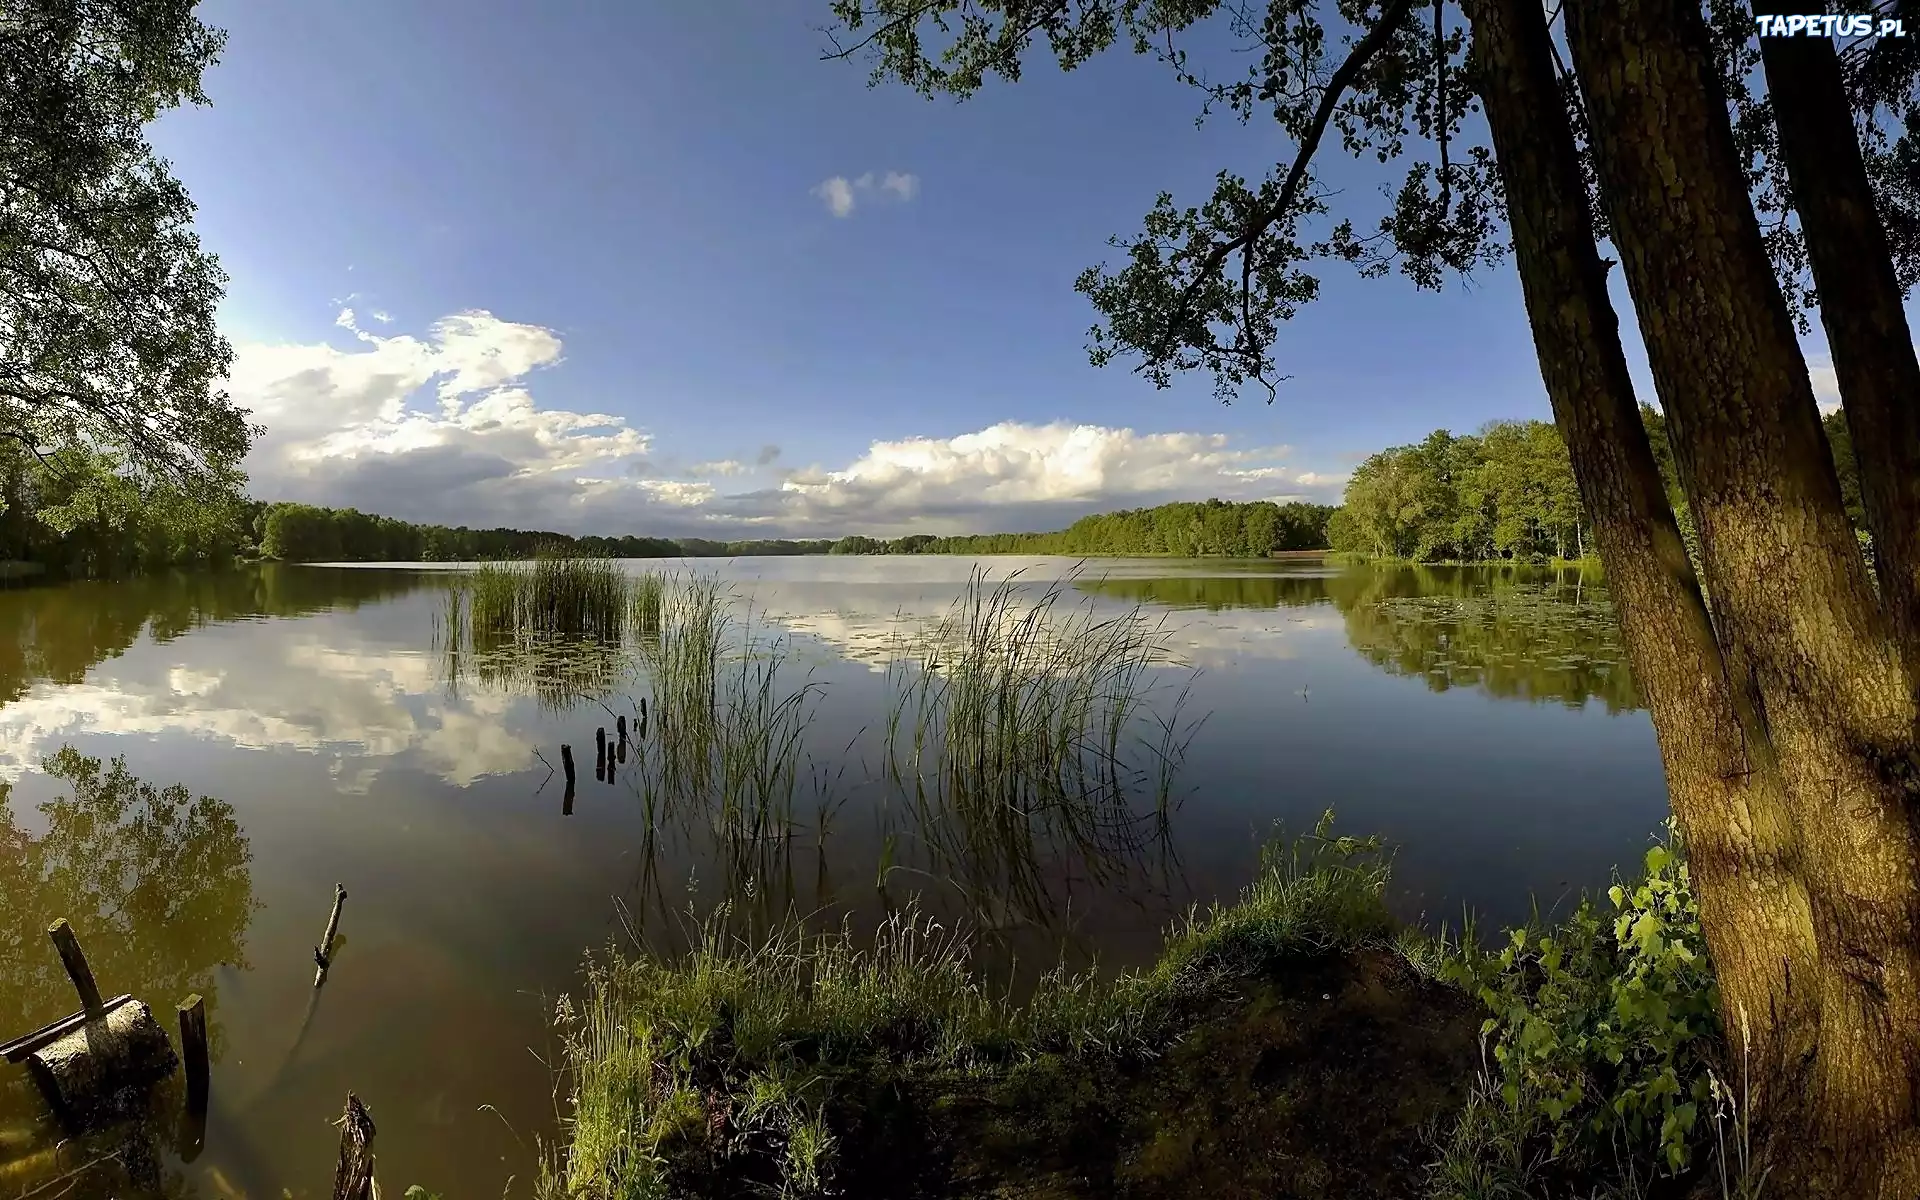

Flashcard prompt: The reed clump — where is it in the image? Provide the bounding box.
[544,813,1399,1200]
[461,554,632,641]
[876,568,1198,924]
[884,567,1189,813]
[630,570,666,634]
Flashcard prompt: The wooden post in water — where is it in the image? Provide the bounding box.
[595,727,607,782]
[331,1093,377,1200]
[561,744,577,815]
[314,885,346,987]
[638,697,648,739]
[176,994,209,1160]
[616,714,628,763]
[178,995,209,1110]
[48,920,103,1018]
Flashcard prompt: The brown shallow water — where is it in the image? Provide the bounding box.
[0,557,1666,1197]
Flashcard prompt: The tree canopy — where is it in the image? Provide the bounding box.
[0,1,251,488]
[1328,412,1865,562]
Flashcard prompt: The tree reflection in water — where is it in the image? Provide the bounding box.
[0,749,254,1196]
[1077,563,1638,712]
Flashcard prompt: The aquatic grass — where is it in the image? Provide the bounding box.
[615,577,840,946]
[630,570,666,635]
[460,554,632,641]
[435,556,652,712]
[545,811,1396,1199]
[877,567,1199,925]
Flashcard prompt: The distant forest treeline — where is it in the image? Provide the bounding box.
[828,500,1338,558]
[1328,410,1868,563]
[0,448,1342,574]
[2,411,1865,578]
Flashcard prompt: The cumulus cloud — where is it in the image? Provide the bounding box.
[725,421,1331,535]
[812,175,857,218]
[811,169,920,217]
[227,307,1341,539]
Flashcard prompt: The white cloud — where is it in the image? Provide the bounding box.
[227,308,1342,539]
[811,169,920,217]
[812,176,857,218]
[1807,353,1842,413]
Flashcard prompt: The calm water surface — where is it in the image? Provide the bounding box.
[0,556,1667,1197]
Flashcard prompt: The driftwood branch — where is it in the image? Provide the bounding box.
[314,884,347,987]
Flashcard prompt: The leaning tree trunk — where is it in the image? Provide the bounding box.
[1461,0,1818,1120]
[1752,7,1920,693]
[1565,1,1920,1195]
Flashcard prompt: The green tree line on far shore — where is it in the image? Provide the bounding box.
[1329,410,1867,563]
[829,499,1337,557]
[254,502,837,562]
[3,414,1863,577]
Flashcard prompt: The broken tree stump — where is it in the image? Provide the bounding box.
[617,713,628,762]
[332,1092,378,1200]
[314,884,347,987]
[25,1000,177,1128]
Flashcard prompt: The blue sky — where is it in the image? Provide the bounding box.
[146,0,1838,538]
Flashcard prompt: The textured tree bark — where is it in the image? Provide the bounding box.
[1462,0,1818,1119]
[1565,1,1920,1194]
[1754,5,1920,691]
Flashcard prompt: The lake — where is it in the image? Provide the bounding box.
[0,556,1668,1197]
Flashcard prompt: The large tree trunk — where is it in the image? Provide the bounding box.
[1461,0,1818,1121]
[1565,1,1920,1194]
[1754,5,1920,691]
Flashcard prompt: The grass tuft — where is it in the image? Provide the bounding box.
[544,811,1395,1199]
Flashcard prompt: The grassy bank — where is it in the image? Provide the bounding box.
[540,819,1743,1200]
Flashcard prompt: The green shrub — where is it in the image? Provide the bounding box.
[1434,821,1721,1195]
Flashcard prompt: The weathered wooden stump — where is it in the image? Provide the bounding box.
[4,920,177,1131]
[617,714,629,762]
[332,1092,378,1200]
[25,1000,177,1127]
